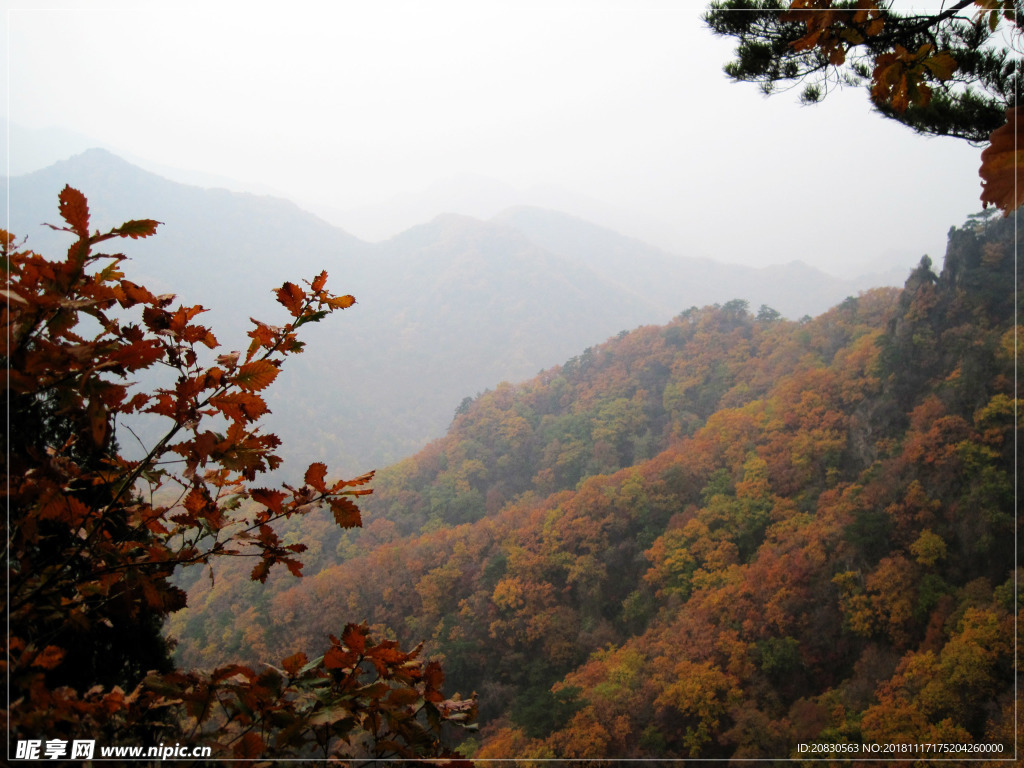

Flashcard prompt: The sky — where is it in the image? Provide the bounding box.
[3,0,993,275]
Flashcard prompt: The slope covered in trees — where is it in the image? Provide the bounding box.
[169,210,1019,759]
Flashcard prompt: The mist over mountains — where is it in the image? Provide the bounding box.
[3,149,909,476]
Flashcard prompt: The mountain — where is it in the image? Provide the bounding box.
[168,211,1018,757]
[286,211,663,470]
[3,149,907,476]
[308,173,677,248]
[3,148,367,330]
[492,206,896,319]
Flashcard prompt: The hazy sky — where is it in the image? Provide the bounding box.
[4,1,990,273]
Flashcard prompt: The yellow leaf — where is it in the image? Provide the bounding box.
[327,294,356,310]
[923,52,957,81]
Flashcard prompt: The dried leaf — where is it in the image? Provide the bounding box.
[210,391,269,423]
[333,470,376,491]
[87,397,108,446]
[251,558,272,584]
[386,687,422,708]
[233,360,279,392]
[234,733,264,759]
[275,282,306,316]
[330,497,362,528]
[211,664,257,683]
[304,462,328,492]
[979,107,1024,216]
[32,645,66,669]
[327,294,356,310]
[252,488,287,516]
[342,623,367,654]
[281,652,307,676]
[58,185,90,236]
[923,51,957,81]
[108,219,161,240]
[323,645,358,670]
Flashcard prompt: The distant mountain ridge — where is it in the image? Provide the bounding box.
[2,149,908,476]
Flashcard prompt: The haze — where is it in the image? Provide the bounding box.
[5,0,984,275]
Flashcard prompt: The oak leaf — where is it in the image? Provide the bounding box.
[304,462,328,492]
[275,282,306,316]
[107,219,161,240]
[234,733,264,759]
[310,270,328,292]
[251,488,287,516]
[327,294,356,310]
[323,645,358,670]
[251,558,272,583]
[210,391,269,423]
[342,623,367,654]
[923,51,957,81]
[232,360,279,392]
[979,107,1023,216]
[58,185,90,236]
[330,497,362,528]
[282,652,308,676]
[32,645,66,669]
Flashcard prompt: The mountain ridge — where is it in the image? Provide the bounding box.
[3,149,909,476]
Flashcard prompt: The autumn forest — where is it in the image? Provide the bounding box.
[165,210,1019,759]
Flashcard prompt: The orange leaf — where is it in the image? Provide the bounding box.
[108,338,164,371]
[247,319,278,355]
[980,107,1024,216]
[58,186,90,236]
[342,623,367,654]
[386,687,422,708]
[108,219,161,240]
[232,360,279,392]
[330,497,362,528]
[275,282,306,316]
[210,392,269,423]
[422,660,445,700]
[118,279,159,307]
[282,652,308,676]
[211,663,257,683]
[251,558,272,583]
[305,462,328,492]
[32,645,66,669]
[184,486,212,517]
[323,645,358,670]
[87,397,108,446]
[327,294,356,310]
[234,733,264,759]
[252,488,287,515]
[333,470,376,491]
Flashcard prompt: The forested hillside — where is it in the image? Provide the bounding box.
[169,211,1019,759]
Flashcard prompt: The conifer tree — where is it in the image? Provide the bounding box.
[704,1,1021,213]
